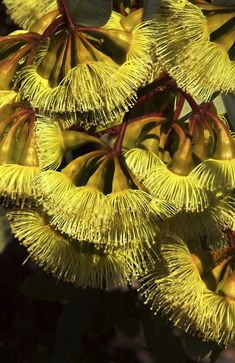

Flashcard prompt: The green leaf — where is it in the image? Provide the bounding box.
[143,0,161,21]
[63,0,113,27]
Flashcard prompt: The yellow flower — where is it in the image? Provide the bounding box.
[154,0,235,99]
[191,159,235,192]
[3,0,58,30]
[162,0,187,10]
[141,235,235,346]
[163,195,235,249]
[142,137,210,212]
[0,90,19,109]
[17,9,156,128]
[124,122,165,174]
[8,208,146,288]
[35,117,107,170]
[104,188,160,250]
[35,145,108,210]
[125,147,163,177]
[36,152,162,250]
[122,114,170,176]
[0,102,40,206]
[0,30,41,92]
[191,112,235,192]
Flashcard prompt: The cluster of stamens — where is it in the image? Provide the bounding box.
[1,0,235,349]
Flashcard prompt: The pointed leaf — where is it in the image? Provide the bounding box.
[143,0,161,21]
[64,0,113,27]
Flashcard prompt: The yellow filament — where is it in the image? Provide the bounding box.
[8,209,144,288]
[3,0,57,29]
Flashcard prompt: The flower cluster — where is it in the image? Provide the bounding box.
[1,0,235,348]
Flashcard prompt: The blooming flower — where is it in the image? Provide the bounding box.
[16,8,156,129]
[0,101,40,206]
[141,235,235,346]
[3,0,58,30]
[8,208,147,288]
[153,0,235,99]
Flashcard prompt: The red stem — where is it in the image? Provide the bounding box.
[171,123,186,142]
[128,112,165,123]
[205,110,226,131]
[201,117,214,138]
[173,94,185,122]
[10,102,34,115]
[7,44,31,63]
[97,112,164,137]
[0,110,27,128]
[113,112,131,154]
[40,16,65,40]
[10,114,29,132]
[189,115,200,136]
[165,83,200,113]
[119,4,128,16]
[158,130,170,157]
[137,73,171,100]
[113,122,128,155]
[97,124,123,137]
[135,89,163,106]
[196,120,205,142]
[176,89,200,113]
[58,0,76,30]
[0,33,41,44]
